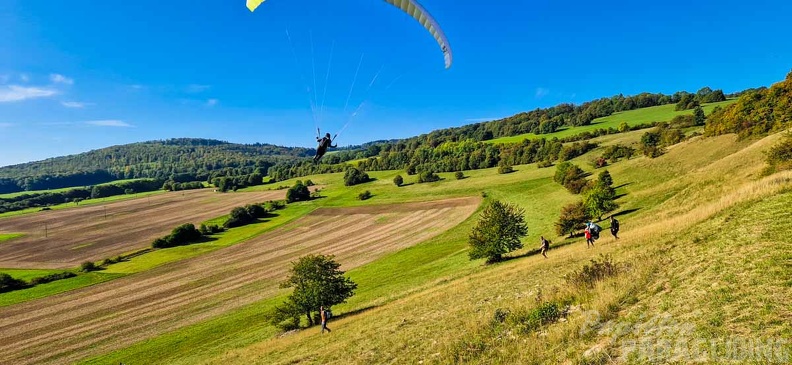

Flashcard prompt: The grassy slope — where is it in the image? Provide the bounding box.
[0,233,24,243]
[82,130,784,364]
[190,132,789,364]
[488,99,736,144]
[0,272,123,307]
[81,159,580,364]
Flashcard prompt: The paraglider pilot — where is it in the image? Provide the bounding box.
[314,132,337,162]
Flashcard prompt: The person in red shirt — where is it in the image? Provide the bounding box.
[585,227,594,248]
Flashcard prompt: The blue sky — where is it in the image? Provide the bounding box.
[1,0,791,167]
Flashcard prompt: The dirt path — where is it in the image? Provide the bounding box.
[0,196,480,365]
[0,189,289,269]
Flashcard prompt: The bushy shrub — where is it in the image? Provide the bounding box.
[763,132,792,175]
[498,163,514,174]
[564,254,620,289]
[358,191,372,200]
[152,223,203,248]
[344,167,371,186]
[393,175,404,187]
[418,171,440,183]
[593,157,608,168]
[265,200,287,211]
[601,144,635,162]
[454,171,465,180]
[286,181,311,203]
[80,261,98,272]
[29,271,76,285]
[0,273,29,293]
[536,160,553,169]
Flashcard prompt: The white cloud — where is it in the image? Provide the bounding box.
[50,73,74,85]
[130,84,144,90]
[206,99,218,107]
[0,85,58,102]
[185,84,211,93]
[0,122,14,128]
[535,87,550,99]
[61,101,93,108]
[85,120,132,127]
[20,74,30,83]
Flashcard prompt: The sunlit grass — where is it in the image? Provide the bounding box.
[487,99,736,144]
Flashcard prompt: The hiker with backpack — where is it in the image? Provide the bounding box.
[540,236,551,258]
[610,216,620,239]
[320,306,332,334]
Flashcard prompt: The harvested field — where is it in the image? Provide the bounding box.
[0,189,291,269]
[0,196,480,365]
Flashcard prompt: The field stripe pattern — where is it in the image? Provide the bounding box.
[0,197,480,365]
[0,189,290,269]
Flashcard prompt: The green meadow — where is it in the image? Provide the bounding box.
[487,99,736,144]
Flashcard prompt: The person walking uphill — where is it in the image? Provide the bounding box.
[540,236,551,258]
[320,306,331,334]
[585,226,594,248]
[610,216,620,239]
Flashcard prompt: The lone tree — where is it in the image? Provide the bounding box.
[270,254,357,328]
[555,201,591,237]
[286,180,311,203]
[344,167,371,186]
[468,200,528,263]
[583,183,619,221]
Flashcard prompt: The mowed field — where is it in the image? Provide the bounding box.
[0,197,479,365]
[0,189,289,269]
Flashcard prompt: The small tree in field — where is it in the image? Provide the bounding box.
[455,171,465,180]
[583,183,618,221]
[393,175,404,187]
[269,254,357,328]
[468,200,528,264]
[556,201,591,237]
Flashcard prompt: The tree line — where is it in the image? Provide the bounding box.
[705,70,792,139]
[0,179,165,214]
[0,138,320,193]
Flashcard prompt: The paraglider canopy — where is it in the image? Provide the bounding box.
[245,0,453,69]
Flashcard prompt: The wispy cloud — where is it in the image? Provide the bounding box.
[0,75,8,84]
[50,73,74,85]
[61,101,93,108]
[129,84,144,90]
[20,74,30,83]
[206,99,218,107]
[85,120,132,127]
[0,122,14,128]
[185,84,211,93]
[535,87,550,99]
[0,85,59,102]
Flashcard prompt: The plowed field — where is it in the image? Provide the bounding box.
[0,189,289,269]
[0,197,480,365]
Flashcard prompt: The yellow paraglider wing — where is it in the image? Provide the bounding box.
[246,0,266,12]
[245,0,452,69]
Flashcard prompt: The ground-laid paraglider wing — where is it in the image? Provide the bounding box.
[245,0,453,69]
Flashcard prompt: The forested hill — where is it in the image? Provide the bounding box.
[0,138,313,193]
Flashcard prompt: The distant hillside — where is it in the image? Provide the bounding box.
[0,138,314,193]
